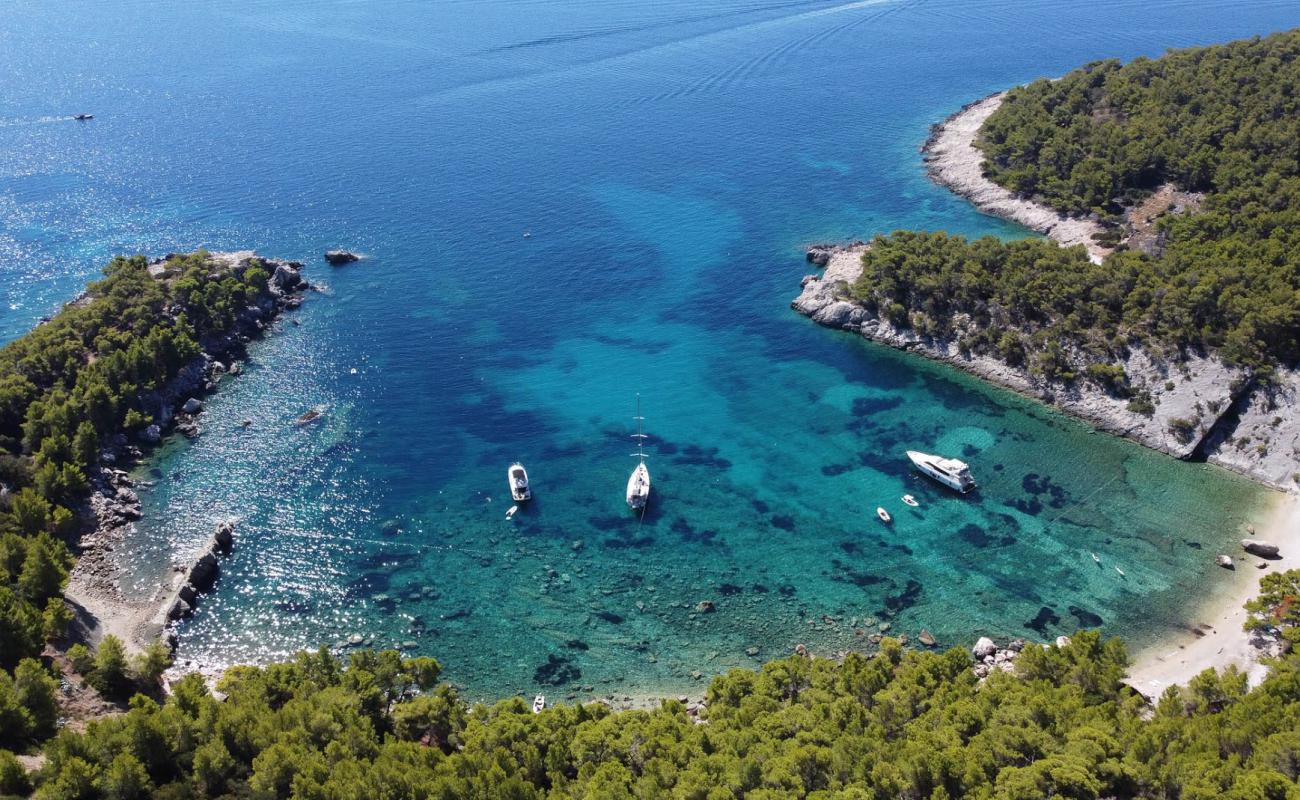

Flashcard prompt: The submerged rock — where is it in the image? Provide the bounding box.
[1242,539,1281,558]
[325,249,360,265]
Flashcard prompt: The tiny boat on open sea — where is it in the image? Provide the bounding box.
[902,494,919,507]
[877,507,891,523]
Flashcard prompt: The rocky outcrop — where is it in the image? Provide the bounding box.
[970,637,1024,680]
[324,249,360,265]
[1242,539,1281,559]
[794,246,1299,491]
[161,522,237,633]
[923,93,1112,264]
[64,251,309,654]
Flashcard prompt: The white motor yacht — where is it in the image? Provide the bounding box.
[906,450,976,493]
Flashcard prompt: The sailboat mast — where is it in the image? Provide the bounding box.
[635,393,645,463]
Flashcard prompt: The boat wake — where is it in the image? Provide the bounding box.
[632,0,921,106]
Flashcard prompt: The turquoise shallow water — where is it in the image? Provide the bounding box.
[1,0,1294,699]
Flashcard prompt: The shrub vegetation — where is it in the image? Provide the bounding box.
[853,30,1300,378]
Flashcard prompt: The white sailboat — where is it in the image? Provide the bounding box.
[626,395,651,511]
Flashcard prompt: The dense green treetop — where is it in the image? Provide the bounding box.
[851,30,1300,377]
[979,30,1300,218]
[0,252,281,683]
[8,629,1300,799]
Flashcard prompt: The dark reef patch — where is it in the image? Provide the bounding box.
[1024,605,1060,634]
[1068,605,1103,628]
[851,395,904,416]
[822,463,853,477]
[588,515,626,532]
[830,559,887,589]
[674,444,731,469]
[770,514,796,531]
[880,580,923,615]
[565,639,589,650]
[534,654,581,686]
[595,611,625,624]
[957,523,1016,548]
[751,499,770,514]
[1021,473,1069,509]
[717,583,744,596]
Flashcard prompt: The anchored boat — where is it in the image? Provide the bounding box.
[907,450,976,493]
[508,462,531,502]
[626,395,651,511]
[877,507,892,523]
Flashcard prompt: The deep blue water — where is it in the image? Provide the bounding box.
[2,0,1295,700]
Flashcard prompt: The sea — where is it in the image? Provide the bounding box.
[2,0,1296,701]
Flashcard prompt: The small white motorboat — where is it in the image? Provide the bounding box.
[876,507,891,523]
[505,505,519,520]
[901,494,919,507]
[1091,552,1101,564]
[1115,566,1126,578]
[532,694,545,713]
[509,463,531,502]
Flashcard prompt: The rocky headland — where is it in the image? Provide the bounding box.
[794,93,1300,494]
[921,93,1113,264]
[64,250,309,654]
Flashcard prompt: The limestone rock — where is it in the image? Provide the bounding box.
[183,397,203,414]
[1216,554,1235,569]
[1055,635,1072,648]
[972,637,997,659]
[213,522,235,554]
[1242,539,1280,559]
[325,249,360,265]
[918,630,937,647]
[189,552,220,593]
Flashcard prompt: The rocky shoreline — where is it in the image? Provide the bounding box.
[794,89,1300,493]
[64,251,309,654]
[921,92,1112,264]
[796,246,1300,492]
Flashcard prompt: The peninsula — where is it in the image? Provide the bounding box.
[798,30,1300,493]
[0,249,308,672]
[797,31,1300,689]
